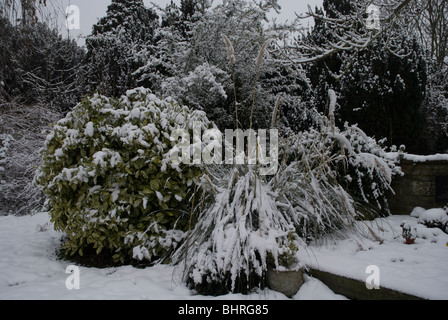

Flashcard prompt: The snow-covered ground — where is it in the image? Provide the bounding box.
[298,212,448,300]
[0,210,447,300]
[0,212,346,300]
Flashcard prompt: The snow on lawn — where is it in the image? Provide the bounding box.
[1,210,447,300]
[0,212,346,300]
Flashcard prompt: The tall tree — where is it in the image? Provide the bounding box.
[0,16,85,110]
[285,0,428,153]
[136,0,294,131]
[402,0,448,68]
[84,0,159,97]
[133,0,200,95]
[406,0,448,153]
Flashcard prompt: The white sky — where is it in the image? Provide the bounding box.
[45,0,323,46]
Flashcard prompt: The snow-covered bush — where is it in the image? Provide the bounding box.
[274,116,400,240]
[161,63,231,122]
[417,208,448,234]
[173,165,303,295]
[332,122,401,217]
[35,88,212,264]
[400,221,417,240]
[283,90,401,220]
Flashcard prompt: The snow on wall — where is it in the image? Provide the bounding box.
[387,153,448,215]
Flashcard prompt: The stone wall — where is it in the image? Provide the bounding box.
[388,157,448,215]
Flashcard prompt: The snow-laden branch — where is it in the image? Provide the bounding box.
[276,0,413,66]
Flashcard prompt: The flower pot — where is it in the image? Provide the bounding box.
[267,267,304,298]
[405,238,415,245]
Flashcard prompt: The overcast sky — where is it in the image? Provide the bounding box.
[47,0,322,46]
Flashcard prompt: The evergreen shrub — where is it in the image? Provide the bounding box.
[35,88,211,264]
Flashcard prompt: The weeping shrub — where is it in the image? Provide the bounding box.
[172,121,364,295]
[173,165,303,295]
[35,88,212,264]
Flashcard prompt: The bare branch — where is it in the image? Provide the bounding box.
[277,0,413,66]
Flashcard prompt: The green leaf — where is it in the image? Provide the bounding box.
[150,179,160,191]
[141,186,153,195]
[155,212,165,222]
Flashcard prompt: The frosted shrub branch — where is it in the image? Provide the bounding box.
[0,103,60,215]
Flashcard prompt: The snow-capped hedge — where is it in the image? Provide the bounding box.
[35,88,211,263]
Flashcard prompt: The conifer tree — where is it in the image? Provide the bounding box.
[304,0,427,153]
[84,0,159,97]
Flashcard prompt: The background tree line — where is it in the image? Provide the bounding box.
[2,0,446,152]
[1,0,447,216]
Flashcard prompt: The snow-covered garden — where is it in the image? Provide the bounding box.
[1,0,448,301]
[1,207,447,300]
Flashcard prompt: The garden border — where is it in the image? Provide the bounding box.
[307,268,425,300]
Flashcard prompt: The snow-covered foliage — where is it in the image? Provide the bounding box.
[411,206,448,235]
[34,88,212,263]
[400,220,417,240]
[161,63,230,116]
[0,104,60,216]
[276,112,401,235]
[281,90,401,218]
[0,17,85,111]
[134,0,302,131]
[174,165,303,295]
[416,208,448,234]
[171,91,399,295]
[84,0,159,98]
[332,122,402,216]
